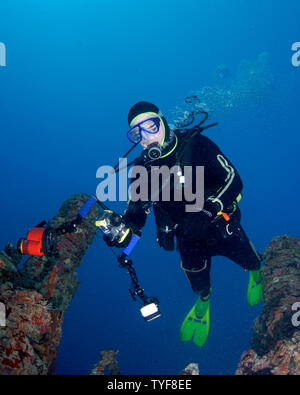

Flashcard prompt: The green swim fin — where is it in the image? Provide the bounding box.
[247,268,263,306]
[180,292,211,347]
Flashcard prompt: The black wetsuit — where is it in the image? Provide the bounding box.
[124,131,261,298]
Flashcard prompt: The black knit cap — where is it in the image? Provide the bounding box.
[128,101,160,125]
[128,101,170,141]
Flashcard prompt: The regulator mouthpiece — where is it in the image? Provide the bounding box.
[144,142,162,161]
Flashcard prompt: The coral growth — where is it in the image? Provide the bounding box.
[236,236,300,375]
[0,194,100,374]
[179,363,199,375]
[90,350,120,375]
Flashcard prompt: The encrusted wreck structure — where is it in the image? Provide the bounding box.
[179,363,199,375]
[90,350,120,375]
[236,236,300,375]
[0,194,100,374]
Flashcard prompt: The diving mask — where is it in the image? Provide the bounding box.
[127,117,161,144]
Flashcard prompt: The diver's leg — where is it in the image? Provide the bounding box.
[178,248,212,346]
[217,224,263,305]
[181,261,212,299]
[219,224,262,271]
[178,244,212,299]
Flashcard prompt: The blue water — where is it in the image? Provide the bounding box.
[0,0,299,375]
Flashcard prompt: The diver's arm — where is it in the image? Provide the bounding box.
[123,161,152,232]
[198,135,243,212]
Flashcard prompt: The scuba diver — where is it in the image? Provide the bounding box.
[103,101,263,347]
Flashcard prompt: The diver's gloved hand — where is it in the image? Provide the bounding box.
[153,204,177,251]
[182,201,220,240]
[157,226,176,251]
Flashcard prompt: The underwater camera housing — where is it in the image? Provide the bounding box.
[96,210,130,245]
[140,302,161,322]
